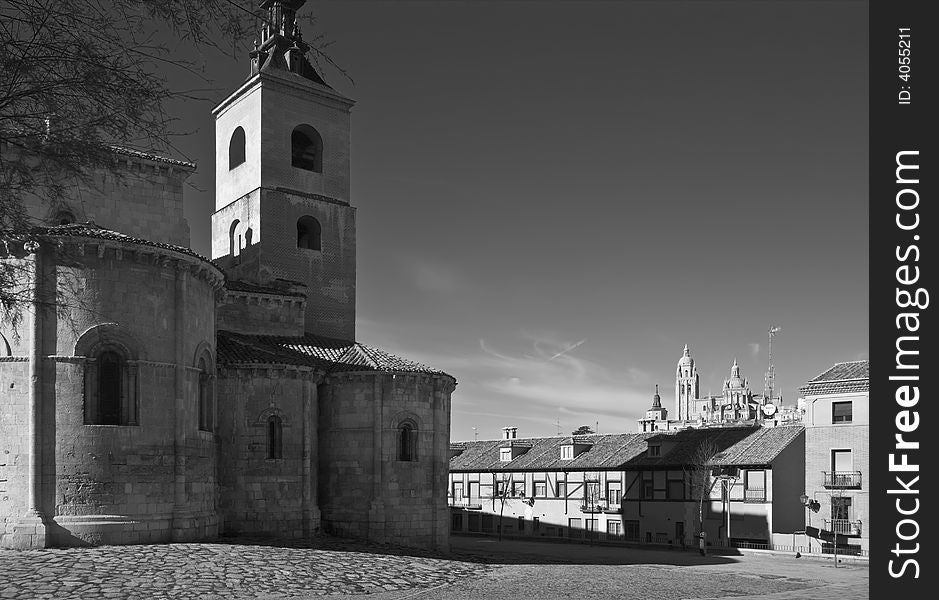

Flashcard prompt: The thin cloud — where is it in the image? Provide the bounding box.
[401,257,463,293]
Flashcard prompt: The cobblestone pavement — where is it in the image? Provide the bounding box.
[0,537,492,599]
[0,535,868,600]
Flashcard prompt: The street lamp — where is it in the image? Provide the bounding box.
[799,493,820,513]
[799,493,823,559]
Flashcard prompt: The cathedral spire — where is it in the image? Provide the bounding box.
[651,384,661,409]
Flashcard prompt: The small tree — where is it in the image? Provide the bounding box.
[492,473,512,541]
[571,425,595,435]
[686,439,720,545]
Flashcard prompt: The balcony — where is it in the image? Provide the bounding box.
[743,488,766,503]
[825,519,862,537]
[580,502,608,513]
[823,471,862,488]
[449,498,483,510]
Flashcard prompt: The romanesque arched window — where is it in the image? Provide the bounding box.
[98,351,122,424]
[78,324,140,426]
[268,415,283,459]
[197,356,214,432]
[291,125,323,172]
[398,421,417,462]
[229,126,246,169]
[85,348,138,426]
[297,216,321,250]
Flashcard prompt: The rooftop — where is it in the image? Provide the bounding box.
[450,425,803,472]
[799,360,869,396]
[217,330,452,378]
[7,222,216,267]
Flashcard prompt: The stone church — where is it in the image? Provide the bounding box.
[0,0,454,550]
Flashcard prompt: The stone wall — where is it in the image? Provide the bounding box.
[18,152,193,247]
[217,289,306,337]
[216,366,319,537]
[0,359,30,543]
[0,239,223,548]
[319,372,453,551]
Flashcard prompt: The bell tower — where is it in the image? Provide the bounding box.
[211,0,356,340]
[675,344,699,420]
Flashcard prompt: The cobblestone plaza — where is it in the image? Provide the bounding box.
[0,535,868,599]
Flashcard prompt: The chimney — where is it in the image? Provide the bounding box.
[502,426,518,440]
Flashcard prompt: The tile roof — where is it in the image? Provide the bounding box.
[217,330,451,377]
[449,426,804,472]
[109,145,196,168]
[799,360,869,396]
[16,222,216,266]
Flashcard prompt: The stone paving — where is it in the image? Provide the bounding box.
[0,537,492,599]
[0,535,868,600]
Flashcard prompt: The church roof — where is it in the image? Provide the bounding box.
[216,330,452,377]
[449,425,803,472]
[20,222,215,265]
[109,145,196,169]
[798,360,869,396]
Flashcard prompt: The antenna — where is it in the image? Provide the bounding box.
[764,326,781,406]
[556,418,562,436]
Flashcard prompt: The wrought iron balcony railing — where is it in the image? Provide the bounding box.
[825,519,862,536]
[743,488,766,502]
[449,498,483,510]
[823,471,862,488]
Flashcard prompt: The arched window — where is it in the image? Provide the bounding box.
[244,227,253,247]
[97,350,123,425]
[291,125,323,172]
[297,216,321,250]
[78,325,140,426]
[229,219,240,257]
[398,422,417,462]
[229,126,246,169]
[198,357,213,432]
[54,210,75,225]
[268,415,283,459]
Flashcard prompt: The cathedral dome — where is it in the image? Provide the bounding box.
[725,359,746,389]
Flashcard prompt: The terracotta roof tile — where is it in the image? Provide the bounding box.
[450,426,804,472]
[217,330,451,377]
[16,222,217,266]
[799,360,869,396]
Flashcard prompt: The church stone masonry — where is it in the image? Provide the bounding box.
[0,0,454,551]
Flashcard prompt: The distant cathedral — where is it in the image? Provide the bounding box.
[638,344,798,433]
[0,0,452,550]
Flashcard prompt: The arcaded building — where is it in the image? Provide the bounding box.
[0,0,454,550]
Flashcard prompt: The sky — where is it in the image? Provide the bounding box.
[167,1,869,442]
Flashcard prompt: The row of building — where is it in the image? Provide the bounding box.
[448,357,869,554]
